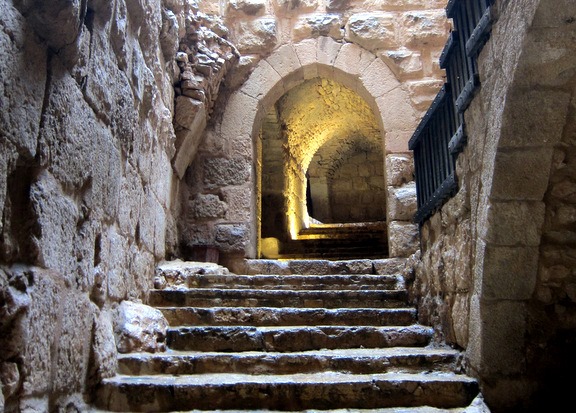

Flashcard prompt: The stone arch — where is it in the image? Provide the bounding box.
[466,0,576,407]
[219,37,418,258]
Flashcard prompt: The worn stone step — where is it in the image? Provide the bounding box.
[238,258,407,276]
[118,347,462,376]
[96,371,479,411]
[158,306,417,327]
[149,289,408,309]
[179,274,403,291]
[167,325,433,352]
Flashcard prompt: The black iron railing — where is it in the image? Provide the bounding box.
[409,0,493,224]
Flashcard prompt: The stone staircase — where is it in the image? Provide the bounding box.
[95,259,482,412]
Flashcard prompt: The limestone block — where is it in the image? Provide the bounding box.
[316,36,343,79]
[190,194,228,220]
[360,58,400,99]
[477,241,539,301]
[215,223,250,253]
[173,98,207,178]
[221,92,259,156]
[21,0,85,51]
[399,10,449,48]
[468,299,527,375]
[0,3,47,158]
[388,182,417,221]
[294,39,319,79]
[227,0,266,16]
[499,89,571,148]
[451,293,470,348]
[117,168,144,238]
[380,48,423,78]
[388,221,419,257]
[53,293,94,394]
[203,157,251,189]
[334,42,377,79]
[113,301,168,353]
[363,0,447,9]
[482,201,545,247]
[376,88,418,132]
[160,8,179,60]
[385,130,413,153]
[0,361,19,403]
[235,18,277,54]
[37,61,101,191]
[222,185,253,222]
[373,258,408,275]
[407,79,444,111]
[29,172,79,276]
[265,44,301,80]
[386,153,414,186]
[89,311,118,384]
[225,55,260,90]
[293,14,344,42]
[21,269,62,396]
[345,12,397,52]
[102,227,129,301]
[273,0,318,15]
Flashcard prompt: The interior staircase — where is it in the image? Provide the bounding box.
[94,258,482,412]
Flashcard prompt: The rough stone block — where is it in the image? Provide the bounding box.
[173,99,207,179]
[227,0,266,16]
[53,293,94,394]
[215,223,250,253]
[190,194,228,220]
[0,3,47,158]
[222,185,253,222]
[113,301,168,353]
[399,10,449,48]
[387,182,417,221]
[21,269,62,396]
[293,14,343,42]
[376,87,418,131]
[235,18,277,54]
[29,172,79,277]
[380,48,423,79]
[386,153,414,186]
[345,12,397,51]
[388,221,419,257]
[203,157,251,189]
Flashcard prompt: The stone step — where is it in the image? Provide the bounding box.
[167,325,433,352]
[149,289,408,309]
[96,371,479,411]
[179,274,403,291]
[239,258,407,276]
[158,306,417,327]
[118,347,462,376]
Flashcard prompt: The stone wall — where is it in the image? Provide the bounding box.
[0,0,196,410]
[411,0,576,411]
[178,0,450,261]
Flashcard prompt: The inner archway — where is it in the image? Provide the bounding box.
[259,77,386,259]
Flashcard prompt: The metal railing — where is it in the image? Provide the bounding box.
[409,0,493,224]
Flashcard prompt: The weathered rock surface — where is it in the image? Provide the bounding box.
[113,301,169,354]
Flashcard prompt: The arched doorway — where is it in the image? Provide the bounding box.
[258,77,388,258]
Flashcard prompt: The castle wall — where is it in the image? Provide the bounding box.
[0,0,186,410]
[411,0,576,410]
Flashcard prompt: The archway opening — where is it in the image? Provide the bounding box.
[258,77,387,259]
